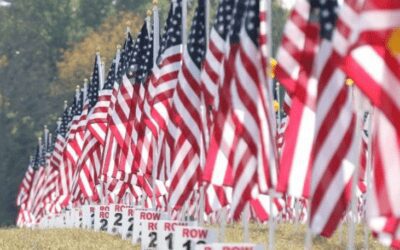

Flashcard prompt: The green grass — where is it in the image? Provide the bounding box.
[0,223,386,249]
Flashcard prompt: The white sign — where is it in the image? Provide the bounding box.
[72,207,83,228]
[174,226,217,250]
[65,210,74,228]
[141,220,159,250]
[157,220,197,250]
[121,207,135,240]
[53,213,63,228]
[94,205,110,232]
[107,204,127,235]
[132,209,168,244]
[195,243,264,250]
[82,205,95,229]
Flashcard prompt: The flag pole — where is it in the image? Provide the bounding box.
[347,85,364,250]
[266,0,276,248]
[182,0,188,47]
[197,0,210,227]
[363,107,373,250]
[150,0,160,209]
[243,204,250,242]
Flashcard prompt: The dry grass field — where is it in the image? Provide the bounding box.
[0,223,386,249]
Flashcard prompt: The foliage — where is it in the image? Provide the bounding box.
[55,12,142,96]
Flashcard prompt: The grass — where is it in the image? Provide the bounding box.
[0,223,386,249]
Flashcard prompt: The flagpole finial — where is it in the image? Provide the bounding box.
[125,21,131,34]
[64,100,68,110]
[147,9,152,17]
[153,0,158,6]
[57,117,62,128]
[117,44,121,50]
[96,47,100,55]
[346,78,354,86]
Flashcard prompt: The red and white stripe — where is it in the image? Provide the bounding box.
[16,163,35,208]
[343,1,400,247]
[77,87,113,202]
[168,41,205,209]
[275,8,319,198]
[275,0,311,95]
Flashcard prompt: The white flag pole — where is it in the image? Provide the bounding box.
[347,85,364,250]
[197,0,210,227]
[182,0,188,47]
[266,0,276,248]
[363,107,373,250]
[153,0,160,64]
[150,0,160,209]
[243,204,250,242]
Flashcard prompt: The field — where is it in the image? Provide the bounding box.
[0,223,386,249]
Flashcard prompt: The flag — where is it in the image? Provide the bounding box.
[71,54,102,202]
[200,0,235,214]
[62,89,84,202]
[16,156,35,209]
[143,0,183,188]
[77,55,119,202]
[275,0,312,95]
[204,0,278,219]
[54,104,73,208]
[200,0,235,131]
[167,0,206,210]
[343,1,400,247]
[308,0,361,237]
[275,0,319,198]
[101,33,134,189]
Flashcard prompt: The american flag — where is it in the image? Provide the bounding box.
[204,0,278,220]
[31,139,49,222]
[275,0,312,96]
[124,21,154,180]
[275,0,319,199]
[119,21,154,200]
[168,0,206,211]
[78,55,119,202]
[71,53,102,203]
[308,0,361,237]
[132,0,182,206]
[40,132,61,214]
[54,104,73,208]
[62,88,84,202]
[16,156,35,209]
[100,33,135,194]
[201,0,234,132]
[343,1,400,247]
[200,0,235,214]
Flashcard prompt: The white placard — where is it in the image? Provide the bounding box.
[72,207,83,228]
[121,207,135,240]
[94,205,110,232]
[107,204,127,235]
[132,209,168,244]
[157,220,197,250]
[141,220,159,250]
[65,210,74,228]
[54,213,63,228]
[195,243,264,250]
[174,226,217,250]
[82,205,95,229]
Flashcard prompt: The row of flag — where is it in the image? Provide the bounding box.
[15,0,400,248]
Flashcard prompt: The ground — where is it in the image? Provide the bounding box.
[0,223,386,249]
